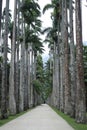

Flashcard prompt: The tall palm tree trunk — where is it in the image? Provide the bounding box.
[19,18,25,112]
[52,42,58,107]
[9,0,17,115]
[25,48,29,109]
[15,0,20,113]
[1,0,9,119]
[75,0,86,123]
[33,53,38,106]
[69,0,76,117]
[30,48,34,107]
[55,44,60,109]
[24,48,28,110]
[64,0,71,115]
[28,45,31,108]
[59,0,65,112]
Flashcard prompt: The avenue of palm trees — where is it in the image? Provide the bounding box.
[0,0,87,124]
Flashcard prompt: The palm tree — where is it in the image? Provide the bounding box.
[75,0,86,123]
[1,0,9,119]
[43,0,61,109]
[20,0,42,108]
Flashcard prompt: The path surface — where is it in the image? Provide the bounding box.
[0,104,74,130]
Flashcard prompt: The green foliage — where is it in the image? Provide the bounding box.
[52,106,87,130]
[43,4,54,14]
[21,0,41,25]
[25,27,43,52]
[36,55,44,81]
[42,59,53,101]
[33,80,42,94]
[21,0,43,54]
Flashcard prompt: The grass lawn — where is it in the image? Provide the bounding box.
[0,109,31,127]
[52,106,87,130]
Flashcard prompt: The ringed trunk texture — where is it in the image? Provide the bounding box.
[15,0,21,113]
[69,0,76,117]
[24,48,28,110]
[30,49,34,107]
[28,46,31,108]
[19,42,25,112]
[64,0,71,115]
[59,0,65,112]
[75,0,86,123]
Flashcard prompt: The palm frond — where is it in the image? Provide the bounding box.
[42,27,52,34]
[43,4,54,14]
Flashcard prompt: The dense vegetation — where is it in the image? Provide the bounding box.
[0,0,87,126]
[43,0,87,124]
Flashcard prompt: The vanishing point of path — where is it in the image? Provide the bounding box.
[0,104,74,130]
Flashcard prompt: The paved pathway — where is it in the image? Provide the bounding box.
[0,104,74,130]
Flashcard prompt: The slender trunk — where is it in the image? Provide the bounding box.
[1,0,9,119]
[59,0,65,112]
[75,0,86,123]
[16,42,19,113]
[24,48,28,110]
[33,53,38,106]
[57,19,61,109]
[64,0,71,115]
[19,44,24,112]
[9,0,17,115]
[30,48,34,107]
[52,42,58,107]
[69,0,76,117]
[19,18,25,112]
[16,0,20,112]
[34,54,37,80]
[15,0,21,113]
[28,45,31,108]
[55,44,60,109]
